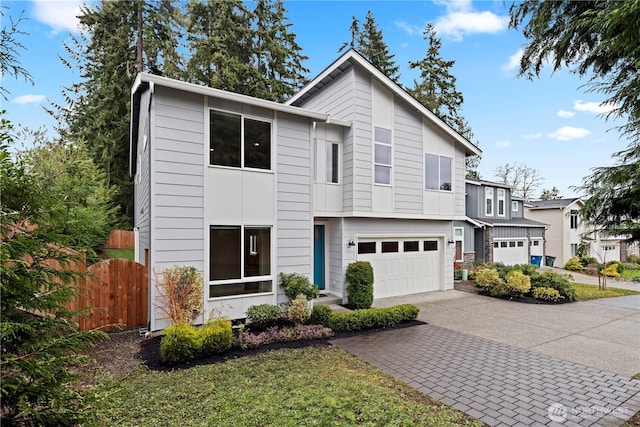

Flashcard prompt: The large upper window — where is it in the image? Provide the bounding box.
[570,210,579,229]
[209,225,272,298]
[374,127,392,185]
[425,154,452,191]
[497,189,506,217]
[485,187,494,216]
[209,110,271,170]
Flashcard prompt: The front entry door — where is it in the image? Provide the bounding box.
[314,224,325,290]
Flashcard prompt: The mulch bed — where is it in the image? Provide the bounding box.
[454,280,565,305]
[139,319,426,371]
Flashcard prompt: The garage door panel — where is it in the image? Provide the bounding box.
[358,238,442,299]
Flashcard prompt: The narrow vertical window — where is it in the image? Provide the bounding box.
[440,156,452,190]
[326,142,339,183]
[374,127,392,185]
[485,187,494,216]
[425,154,439,190]
[570,210,579,229]
[497,189,505,217]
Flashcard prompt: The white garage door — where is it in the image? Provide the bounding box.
[357,238,442,299]
[493,240,528,265]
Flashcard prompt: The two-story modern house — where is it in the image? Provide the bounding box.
[130,49,481,331]
[456,179,547,267]
[526,198,622,265]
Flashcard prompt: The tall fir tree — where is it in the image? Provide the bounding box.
[53,0,182,226]
[339,11,400,82]
[408,23,480,177]
[252,0,309,102]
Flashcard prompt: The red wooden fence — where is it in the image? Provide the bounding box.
[72,258,148,331]
[104,230,135,249]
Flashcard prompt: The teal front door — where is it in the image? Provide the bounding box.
[314,225,325,290]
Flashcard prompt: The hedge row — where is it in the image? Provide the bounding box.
[310,304,419,332]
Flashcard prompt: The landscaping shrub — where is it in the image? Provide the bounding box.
[621,262,640,271]
[606,260,624,274]
[454,269,463,280]
[280,272,319,301]
[285,294,312,325]
[309,304,332,325]
[533,287,563,302]
[511,263,538,276]
[155,265,203,325]
[198,318,233,356]
[160,323,199,363]
[564,257,583,271]
[633,276,640,283]
[475,268,502,290]
[601,263,621,278]
[530,271,576,301]
[628,254,640,264]
[580,256,598,267]
[234,325,333,350]
[505,270,531,296]
[316,304,419,332]
[246,304,282,328]
[346,261,374,309]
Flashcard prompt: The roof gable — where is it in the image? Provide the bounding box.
[287,49,482,157]
[528,198,584,210]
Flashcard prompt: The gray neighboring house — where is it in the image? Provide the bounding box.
[130,49,481,331]
[455,179,547,267]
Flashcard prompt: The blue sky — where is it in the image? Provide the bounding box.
[3,0,630,198]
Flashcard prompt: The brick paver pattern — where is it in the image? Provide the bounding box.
[331,324,640,426]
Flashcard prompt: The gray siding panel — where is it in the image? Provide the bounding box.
[134,88,152,264]
[393,101,423,213]
[352,66,372,211]
[495,227,528,239]
[297,70,355,121]
[276,113,313,303]
[454,146,466,216]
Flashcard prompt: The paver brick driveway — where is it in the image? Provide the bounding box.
[331,292,640,426]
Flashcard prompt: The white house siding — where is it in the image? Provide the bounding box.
[340,218,454,301]
[150,86,205,331]
[393,96,423,214]
[134,88,152,266]
[352,66,373,212]
[422,119,456,218]
[276,113,314,304]
[453,146,466,216]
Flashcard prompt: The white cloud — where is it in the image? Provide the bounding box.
[557,110,575,119]
[501,49,523,73]
[432,0,508,41]
[573,100,618,115]
[12,94,46,104]
[523,133,541,139]
[395,20,421,35]
[548,126,591,141]
[496,140,511,148]
[33,0,84,34]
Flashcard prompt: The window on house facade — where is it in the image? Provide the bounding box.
[404,241,419,252]
[570,243,578,257]
[209,110,271,170]
[374,127,392,185]
[485,187,494,216]
[424,240,438,251]
[425,154,452,191]
[209,225,272,298]
[326,142,339,183]
[358,242,376,254]
[454,227,463,262]
[497,189,506,217]
[381,241,399,253]
[512,201,518,212]
[570,210,579,229]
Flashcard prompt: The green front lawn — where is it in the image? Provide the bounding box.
[103,248,134,261]
[99,346,483,427]
[622,269,640,280]
[573,283,640,300]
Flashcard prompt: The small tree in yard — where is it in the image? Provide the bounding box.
[154,266,204,325]
[346,261,374,309]
[1,116,107,426]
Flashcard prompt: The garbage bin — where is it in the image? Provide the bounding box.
[461,269,468,280]
[530,255,542,267]
[544,256,556,267]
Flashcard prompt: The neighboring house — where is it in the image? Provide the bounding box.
[455,179,547,267]
[525,198,622,266]
[130,49,481,331]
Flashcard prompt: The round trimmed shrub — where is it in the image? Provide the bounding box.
[475,268,502,290]
[246,304,282,328]
[285,294,312,325]
[505,270,531,296]
[530,271,577,302]
[280,272,319,301]
[346,261,374,309]
[309,304,332,326]
[601,263,621,278]
[198,318,233,356]
[160,322,199,363]
[533,287,563,302]
[564,256,583,271]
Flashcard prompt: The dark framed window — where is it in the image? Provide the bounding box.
[209,110,271,170]
[494,242,499,248]
[424,240,438,251]
[327,142,339,183]
[509,241,516,247]
[533,240,540,246]
[500,242,507,248]
[570,210,579,229]
[358,242,376,254]
[404,241,419,252]
[209,225,272,298]
[517,241,524,247]
[381,241,399,253]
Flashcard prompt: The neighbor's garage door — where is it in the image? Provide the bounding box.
[357,238,442,299]
[493,240,528,265]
